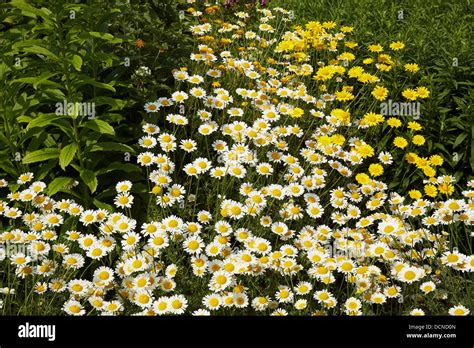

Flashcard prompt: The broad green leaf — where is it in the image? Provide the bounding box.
[79,168,98,193]
[46,177,74,196]
[0,160,17,176]
[83,119,115,135]
[53,119,75,139]
[27,114,61,130]
[59,143,77,170]
[71,55,82,71]
[19,45,59,61]
[42,89,66,100]
[16,115,33,123]
[36,159,59,181]
[9,0,52,19]
[93,199,114,212]
[33,72,59,89]
[22,148,60,164]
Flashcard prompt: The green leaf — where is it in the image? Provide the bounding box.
[22,148,60,164]
[88,142,134,153]
[27,114,61,130]
[18,45,59,61]
[71,55,82,71]
[87,31,122,43]
[42,89,66,100]
[93,199,114,212]
[36,159,58,181]
[79,169,98,193]
[82,119,115,135]
[59,143,77,170]
[96,162,141,175]
[88,31,115,40]
[0,160,17,176]
[33,72,59,89]
[16,115,33,123]
[74,75,116,92]
[9,0,52,20]
[0,62,10,80]
[47,177,74,196]
[453,133,468,149]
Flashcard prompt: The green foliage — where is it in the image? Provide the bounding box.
[109,0,194,102]
[0,0,193,213]
[0,0,132,207]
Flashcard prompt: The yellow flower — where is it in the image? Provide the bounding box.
[323,21,337,29]
[356,173,371,185]
[402,88,418,101]
[438,183,454,196]
[386,117,402,128]
[407,121,422,131]
[315,65,338,81]
[371,85,389,101]
[412,134,425,146]
[348,66,364,78]
[338,52,356,62]
[345,41,358,48]
[330,108,351,124]
[289,107,304,118]
[429,155,444,166]
[409,190,422,199]
[405,152,419,164]
[335,90,355,101]
[389,41,405,50]
[356,144,375,158]
[422,166,436,177]
[404,63,419,73]
[361,112,384,127]
[368,44,383,52]
[330,134,346,146]
[393,136,408,148]
[415,86,430,98]
[363,58,374,65]
[368,163,384,177]
[424,184,438,197]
